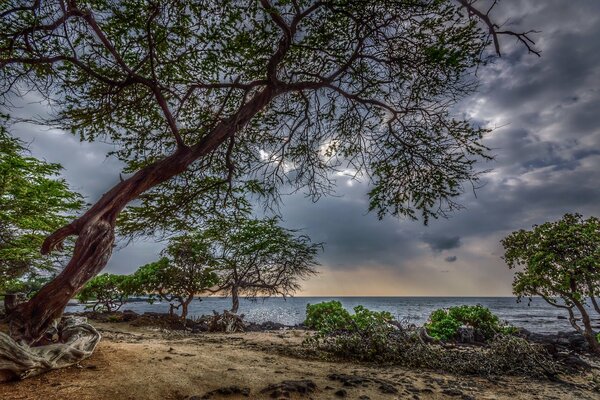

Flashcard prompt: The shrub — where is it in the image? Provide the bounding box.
[425,305,514,341]
[306,324,558,378]
[305,301,351,333]
[304,301,394,334]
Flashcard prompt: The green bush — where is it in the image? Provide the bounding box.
[305,301,351,333]
[425,305,514,341]
[304,301,394,334]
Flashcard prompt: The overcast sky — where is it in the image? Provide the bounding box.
[9,1,600,296]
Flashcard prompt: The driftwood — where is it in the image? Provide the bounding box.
[0,316,100,382]
[208,311,246,333]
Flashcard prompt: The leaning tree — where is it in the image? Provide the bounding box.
[206,216,320,313]
[0,0,538,343]
[502,214,600,352]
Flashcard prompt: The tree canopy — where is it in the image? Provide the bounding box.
[502,213,600,352]
[132,235,219,320]
[205,216,320,313]
[76,273,132,312]
[0,120,82,294]
[0,0,539,342]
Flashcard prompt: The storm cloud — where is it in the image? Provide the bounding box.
[7,1,600,296]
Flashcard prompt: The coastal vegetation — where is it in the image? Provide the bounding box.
[425,305,518,341]
[3,2,597,398]
[76,273,132,313]
[131,234,219,320]
[502,213,600,352]
[0,121,82,298]
[302,302,559,379]
[197,217,320,313]
[0,0,539,344]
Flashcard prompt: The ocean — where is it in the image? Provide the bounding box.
[66,296,600,334]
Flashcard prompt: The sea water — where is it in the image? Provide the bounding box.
[65,296,599,334]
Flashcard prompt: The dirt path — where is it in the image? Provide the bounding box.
[0,322,597,400]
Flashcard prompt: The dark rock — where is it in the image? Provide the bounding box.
[334,389,347,397]
[442,388,464,397]
[245,321,288,332]
[328,373,369,387]
[358,396,371,400]
[561,354,591,370]
[121,309,139,321]
[378,383,398,394]
[199,385,251,398]
[261,380,316,397]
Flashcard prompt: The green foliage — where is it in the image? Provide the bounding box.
[0,0,506,238]
[502,213,600,349]
[0,121,83,292]
[131,234,219,319]
[305,301,351,333]
[425,310,462,341]
[201,215,320,312]
[77,273,132,312]
[304,301,394,334]
[425,305,513,341]
[1,273,54,299]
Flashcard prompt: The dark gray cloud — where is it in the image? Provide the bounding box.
[7,1,600,294]
[422,234,461,254]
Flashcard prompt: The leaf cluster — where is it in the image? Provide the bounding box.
[0,120,83,291]
[0,0,500,234]
[304,300,394,334]
[425,304,515,341]
[76,273,132,312]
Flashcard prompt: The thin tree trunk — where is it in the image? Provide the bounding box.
[231,286,240,314]
[571,299,600,353]
[8,85,278,344]
[181,294,194,322]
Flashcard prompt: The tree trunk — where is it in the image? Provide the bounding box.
[572,300,600,353]
[181,294,194,322]
[231,286,240,314]
[9,219,115,344]
[6,85,278,345]
[3,293,25,316]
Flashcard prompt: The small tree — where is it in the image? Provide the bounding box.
[502,213,600,352]
[76,273,132,312]
[206,217,320,313]
[132,235,218,320]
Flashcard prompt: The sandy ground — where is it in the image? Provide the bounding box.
[0,322,599,400]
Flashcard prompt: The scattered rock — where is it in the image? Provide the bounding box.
[260,380,316,398]
[378,382,398,394]
[194,386,251,399]
[334,389,347,397]
[442,388,464,397]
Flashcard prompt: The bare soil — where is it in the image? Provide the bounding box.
[0,321,598,400]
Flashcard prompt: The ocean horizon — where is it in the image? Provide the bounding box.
[66,296,600,334]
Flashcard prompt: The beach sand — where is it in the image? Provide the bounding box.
[0,321,598,400]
